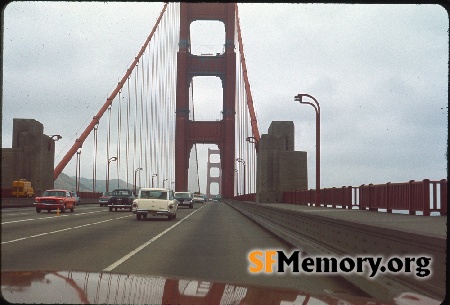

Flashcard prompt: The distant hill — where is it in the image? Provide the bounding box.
[55,172,133,193]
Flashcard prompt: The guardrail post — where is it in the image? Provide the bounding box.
[331,187,336,208]
[423,179,430,216]
[440,179,447,215]
[386,182,392,213]
[408,180,415,215]
[359,184,364,210]
[368,184,376,211]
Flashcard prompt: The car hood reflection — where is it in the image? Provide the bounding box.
[0,270,442,305]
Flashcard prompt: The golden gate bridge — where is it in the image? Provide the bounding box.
[53,3,259,199]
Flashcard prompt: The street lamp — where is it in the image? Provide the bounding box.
[246,136,258,152]
[152,174,158,188]
[48,134,62,151]
[134,168,143,195]
[163,178,168,188]
[236,158,246,195]
[294,93,321,206]
[107,157,117,192]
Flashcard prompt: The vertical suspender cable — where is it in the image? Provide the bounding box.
[106,105,112,185]
[92,124,98,192]
[117,89,122,189]
[126,78,131,186]
[53,3,168,180]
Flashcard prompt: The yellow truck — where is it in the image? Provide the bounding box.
[12,179,35,198]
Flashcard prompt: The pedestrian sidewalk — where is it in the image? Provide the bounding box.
[263,203,447,240]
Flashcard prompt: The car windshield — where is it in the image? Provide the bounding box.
[43,191,65,197]
[140,190,167,199]
[112,190,132,196]
[174,192,191,199]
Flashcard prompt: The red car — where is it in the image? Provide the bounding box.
[34,189,76,213]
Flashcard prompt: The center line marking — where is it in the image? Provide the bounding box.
[1,215,131,245]
[1,210,105,225]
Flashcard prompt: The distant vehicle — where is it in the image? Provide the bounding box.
[213,194,222,202]
[174,191,193,208]
[99,191,112,207]
[107,189,135,211]
[11,179,34,198]
[132,188,178,220]
[34,189,76,213]
[192,193,205,203]
[70,191,81,206]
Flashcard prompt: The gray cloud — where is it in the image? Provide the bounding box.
[2,3,448,192]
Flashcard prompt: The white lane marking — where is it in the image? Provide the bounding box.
[1,210,106,225]
[104,205,205,272]
[0,212,31,216]
[1,215,131,244]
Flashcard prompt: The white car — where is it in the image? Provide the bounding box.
[132,188,178,220]
[192,193,206,203]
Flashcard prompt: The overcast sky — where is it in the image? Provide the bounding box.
[2,2,448,192]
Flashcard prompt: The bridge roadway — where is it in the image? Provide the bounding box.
[1,199,446,303]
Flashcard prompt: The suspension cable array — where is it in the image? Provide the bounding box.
[234,3,260,195]
[54,3,259,196]
[54,3,180,192]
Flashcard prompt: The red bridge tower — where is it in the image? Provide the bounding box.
[175,3,236,198]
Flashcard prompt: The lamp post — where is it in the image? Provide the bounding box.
[234,169,238,196]
[163,178,168,188]
[134,168,143,195]
[106,157,117,192]
[152,174,158,188]
[294,93,320,206]
[236,158,246,195]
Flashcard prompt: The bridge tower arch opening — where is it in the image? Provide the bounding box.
[175,3,236,198]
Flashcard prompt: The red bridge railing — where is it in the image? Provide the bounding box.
[234,193,256,202]
[281,179,447,216]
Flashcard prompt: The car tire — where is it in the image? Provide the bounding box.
[109,207,112,212]
[173,213,176,219]
[47,209,51,212]
[70,205,74,212]
[189,204,193,209]
[167,214,172,220]
[143,214,147,219]
[136,214,141,220]
[36,208,41,213]
[60,205,66,213]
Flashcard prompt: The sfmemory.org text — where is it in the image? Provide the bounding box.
[248,250,432,278]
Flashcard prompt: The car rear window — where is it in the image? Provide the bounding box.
[112,190,132,196]
[175,192,191,199]
[140,190,167,199]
